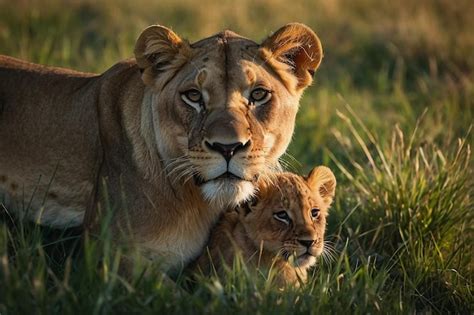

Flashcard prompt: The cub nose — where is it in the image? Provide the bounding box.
[297,239,315,249]
[205,140,250,162]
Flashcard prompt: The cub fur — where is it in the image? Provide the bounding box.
[0,23,323,273]
[195,166,336,286]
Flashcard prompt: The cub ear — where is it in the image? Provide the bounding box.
[306,166,336,205]
[134,25,190,86]
[260,23,323,90]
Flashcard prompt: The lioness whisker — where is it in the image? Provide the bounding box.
[171,166,197,185]
[163,159,192,178]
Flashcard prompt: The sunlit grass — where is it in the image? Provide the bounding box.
[1,111,471,313]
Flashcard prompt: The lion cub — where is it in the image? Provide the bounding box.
[194,166,336,286]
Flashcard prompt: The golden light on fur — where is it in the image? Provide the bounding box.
[260,23,323,90]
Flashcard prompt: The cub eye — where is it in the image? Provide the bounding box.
[273,210,291,225]
[311,208,320,219]
[249,88,271,106]
[181,89,203,112]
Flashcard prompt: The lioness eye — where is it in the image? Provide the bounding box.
[181,89,203,112]
[311,208,320,219]
[273,210,291,225]
[249,88,271,106]
[184,89,202,102]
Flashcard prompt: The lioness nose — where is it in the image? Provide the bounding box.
[206,141,250,162]
[298,239,315,248]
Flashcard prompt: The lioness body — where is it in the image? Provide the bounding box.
[0,57,213,269]
[0,24,323,272]
[195,167,336,286]
[0,56,101,226]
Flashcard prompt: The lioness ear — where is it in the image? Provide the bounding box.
[134,25,191,86]
[260,23,323,90]
[307,166,336,205]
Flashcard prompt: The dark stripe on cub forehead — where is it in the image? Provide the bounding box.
[290,176,309,211]
[273,173,309,211]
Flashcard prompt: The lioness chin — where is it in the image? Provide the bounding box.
[0,23,323,273]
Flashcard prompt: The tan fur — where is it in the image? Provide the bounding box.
[0,23,323,273]
[195,166,336,287]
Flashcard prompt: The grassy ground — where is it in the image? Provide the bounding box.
[0,0,473,313]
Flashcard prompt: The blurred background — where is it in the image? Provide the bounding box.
[1,0,472,169]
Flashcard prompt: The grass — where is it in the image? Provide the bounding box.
[0,0,473,313]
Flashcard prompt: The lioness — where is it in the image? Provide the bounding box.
[194,166,336,286]
[0,23,323,273]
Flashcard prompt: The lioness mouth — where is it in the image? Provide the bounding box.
[193,172,244,186]
[216,172,242,180]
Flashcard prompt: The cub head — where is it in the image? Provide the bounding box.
[238,166,336,268]
[134,24,323,207]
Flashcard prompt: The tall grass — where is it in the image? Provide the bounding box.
[329,107,473,312]
[1,110,472,313]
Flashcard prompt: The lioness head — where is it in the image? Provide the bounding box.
[238,166,336,268]
[134,23,323,207]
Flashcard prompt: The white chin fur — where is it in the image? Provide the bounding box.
[201,180,255,208]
